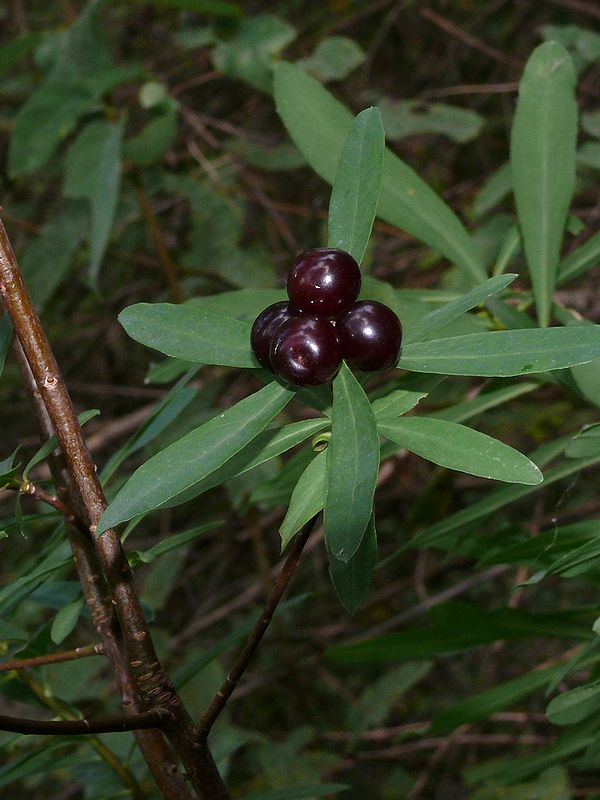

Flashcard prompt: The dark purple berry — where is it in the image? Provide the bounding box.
[251,301,297,370]
[337,300,402,372]
[287,248,361,317]
[270,316,342,387]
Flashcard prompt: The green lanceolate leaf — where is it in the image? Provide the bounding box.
[558,229,600,285]
[98,381,295,533]
[566,424,600,458]
[64,118,125,285]
[510,42,577,326]
[279,450,327,549]
[410,437,600,551]
[325,363,379,562]
[372,375,442,419]
[378,417,542,485]
[50,598,83,645]
[164,417,329,508]
[119,302,255,368]
[398,325,600,377]
[327,602,592,664]
[471,162,511,218]
[8,2,128,177]
[20,201,89,312]
[273,61,486,284]
[328,514,377,613]
[547,680,600,725]
[431,383,538,424]
[403,274,517,345]
[328,107,384,264]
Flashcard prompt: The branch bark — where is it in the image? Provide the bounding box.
[0,708,170,735]
[0,219,229,800]
[198,518,315,739]
[0,642,103,672]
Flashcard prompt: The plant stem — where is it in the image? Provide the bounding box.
[0,708,170,735]
[0,219,228,800]
[132,173,184,303]
[0,643,103,672]
[198,518,316,740]
[13,337,197,800]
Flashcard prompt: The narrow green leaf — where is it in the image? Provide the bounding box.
[566,424,600,458]
[163,417,328,508]
[0,619,29,643]
[372,375,442,419]
[98,382,294,533]
[572,358,600,408]
[329,515,377,613]
[300,36,365,82]
[328,107,384,264]
[0,316,12,379]
[493,225,521,277]
[64,118,124,284]
[430,661,592,733]
[547,681,600,726]
[403,274,517,345]
[23,410,100,479]
[558,229,600,285]
[471,162,511,218]
[398,326,600,377]
[50,598,83,645]
[378,417,542,485]
[119,303,255,368]
[411,439,600,551]
[131,521,222,564]
[101,381,198,483]
[325,363,379,562]
[279,450,326,550]
[431,383,538,424]
[327,602,592,664]
[273,62,486,284]
[510,42,577,326]
[20,201,88,312]
[378,97,483,143]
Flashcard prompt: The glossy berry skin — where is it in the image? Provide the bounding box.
[287,248,361,317]
[270,316,342,387]
[251,301,297,370]
[337,300,402,372]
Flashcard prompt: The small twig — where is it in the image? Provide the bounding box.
[197,518,316,739]
[132,173,184,303]
[0,643,103,672]
[420,7,522,69]
[0,707,170,736]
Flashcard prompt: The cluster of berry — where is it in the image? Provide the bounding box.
[251,248,403,387]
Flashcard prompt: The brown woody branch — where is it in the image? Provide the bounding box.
[0,707,170,736]
[13,331,196,800]
[198,517,316,739]
[0,643,103,672]
[0,220,227,799]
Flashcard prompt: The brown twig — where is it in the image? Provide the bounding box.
[420,7,522,69]
[198,518,316,739]
[0,643,103,672]
[0,219,228,799]
[12,340,196,800]
[132,174,184,303]
[0,708,170,736]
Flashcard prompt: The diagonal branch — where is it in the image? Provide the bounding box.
[12,339,196,800]
[0,707,170,736]
[0,219,228,799]
[0,643,103,672]
[198,517,316,740]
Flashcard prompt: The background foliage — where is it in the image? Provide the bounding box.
[3,1,600,798]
